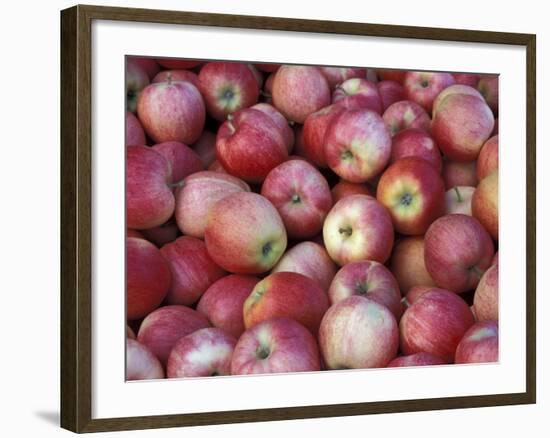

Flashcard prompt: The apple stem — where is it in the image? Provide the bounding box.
[169,180,184,189]
[166,72,172,85]
[454,187,463,203]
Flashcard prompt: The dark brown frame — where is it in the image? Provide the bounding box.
[60,4,536,433]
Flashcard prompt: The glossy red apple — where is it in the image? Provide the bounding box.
[130,57,161,80]
[424,214,495,293]
[126,112,146,146]
[378,80,405,111]
[160,236,226,306]
[261,159,332,239]
[319,295,399,369]
[167,328,237,378]
[331,180,373,203]
[382,100,431,136]
[271,241,337,291]
[301,104,345,167]
[328,261,402,319]
[198,62,260,121]
[442,160,478,189]
[152,69,200,88]
[127,236,171,320]
[389,128,442,172]
[205,192,287,274]
[196,275,259,338]
[251,103,294,152]
[243,272,329,335]
[137,305,210,365]
[126,146,174,230]
[137,77,205,144]
[272,65,331,123]
[216,108,288,183]
[455,320,498,363]
[324,109,392,183]
[320,66,366,89]
[377,157,445,235]
[432,84,484,118]
[151,141,203,184]
[231,317,321,375]
[175,171,250,239]
[403,71,455,112]
[400,288,475,362]
[323,194,394,266]
[332,78,382,113]
[432,93,494,161]
[453,73,480,88]
[192,130,217,168]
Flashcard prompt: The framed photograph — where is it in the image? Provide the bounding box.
[60,4,536,433]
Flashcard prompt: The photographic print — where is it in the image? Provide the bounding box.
[125,58,499,380]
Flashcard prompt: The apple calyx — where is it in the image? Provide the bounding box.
[400,193,413,206]
[356,281,370,295]
[291,193,301,204]
[256,344,270,360]
[468,265,485,279]
[338,226,353,237]
[341,150,353,161]
[420,79,429,88]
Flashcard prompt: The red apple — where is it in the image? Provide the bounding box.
[208,160,227,173]
[205,192,287,274]
[137,77,205,144]
[261,159,332,239]
[432,84,484,118]
[152,69,199,88]
[197,275,259,338]
[126,229,143,239]
[130,57,161,80]
[444,186,475,215]
[390,237,436,296]
[192,130,217,168]
[126,112,146,146]
[403,286,440,307]
[477,74,499,115]
[302,104,345,167]
[126,146,174,230]
[319,295,399,369]
[332,78,382,114]
[331,180,373,203]
[455,320,498,363]
[400,288,475,362]
[472,171,498,240]
[377,157,445,235]
[377,69,406,83]
[390,128,442,172]
[323,194,394,266]
[263,72,275,102]
[216,108,288,183]
[328,261,402,319]
[378,80,405,111]
[137,305,210,365]
[424,214,495,293]
[432,93,494,161]
[198,62,260,121]
[453,73,480,88]
[403,71,455,113]
[231,317,321,375]
[320,66,366,89]
[151,141,203,184]
[442,160,478,189]
[387,352,446,367]
[255,63,280,73]
[324,109,392,183]
[127,237,171,320]
[141,219,180,247]
[382,100,431,136]
[126,339,164,380]
[477,135,499,180]
[271,241,337,291]
[126,59,149,113]
[175,171,250,239]
[473,263,498,321]
[167,328,237,378]
[160,236,226,306]
[243,272,329,335]
[251,103,294,152]
[272,65,331,123]
[156,59,202,69]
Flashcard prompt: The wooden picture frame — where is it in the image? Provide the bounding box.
[60,4,536,433]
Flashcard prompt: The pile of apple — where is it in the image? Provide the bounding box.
[125,58,499,380]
